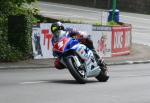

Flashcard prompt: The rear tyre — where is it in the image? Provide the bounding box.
[96,65,109,82]
[64,56,87,84]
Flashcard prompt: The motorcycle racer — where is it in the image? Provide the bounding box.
[51,21,107,72]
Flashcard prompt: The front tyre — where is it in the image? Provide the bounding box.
[64,56,87,84]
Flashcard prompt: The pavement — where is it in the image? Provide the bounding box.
[1,43,150,69]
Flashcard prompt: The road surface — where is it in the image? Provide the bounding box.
[0,63,150,103]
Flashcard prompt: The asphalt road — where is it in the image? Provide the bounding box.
[38,1,150,46]
[0,63,150,103]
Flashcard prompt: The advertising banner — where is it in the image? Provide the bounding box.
[32,24,53,59]
[32,23,92,59]
[111,26,132,56]
[32,25,43,59]
[92,26,112,57]
[32,23,132,59]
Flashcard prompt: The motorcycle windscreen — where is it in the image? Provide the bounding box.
[53,37,79,54]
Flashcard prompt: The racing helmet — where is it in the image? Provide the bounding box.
[51,21,64,36]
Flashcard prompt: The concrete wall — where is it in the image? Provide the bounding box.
[40,0,150,14]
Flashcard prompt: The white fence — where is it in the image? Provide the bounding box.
[32,23,132,59]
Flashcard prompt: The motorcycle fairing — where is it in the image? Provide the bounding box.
[53,36,101,77]
[74,44,101,77]
[53,37,79,56]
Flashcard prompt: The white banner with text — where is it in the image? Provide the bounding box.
[32,23,132,59]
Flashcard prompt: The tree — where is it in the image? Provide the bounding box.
[0,0,37,16]
[0,0,36,7]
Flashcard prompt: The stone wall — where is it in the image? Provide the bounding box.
[40,0,150,14]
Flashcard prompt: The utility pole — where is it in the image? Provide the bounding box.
[112,0,116,21]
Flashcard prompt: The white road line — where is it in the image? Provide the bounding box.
[120,15,150,21]
[20,81,47,84]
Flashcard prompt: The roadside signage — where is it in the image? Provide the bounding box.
[111,26,132,56]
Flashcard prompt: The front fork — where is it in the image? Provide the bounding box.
[61,55,82,68]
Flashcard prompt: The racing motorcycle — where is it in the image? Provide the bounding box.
[53,36,109,84]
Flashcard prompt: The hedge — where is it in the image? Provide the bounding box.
[0,1,38,62]
[0,14,33,62]
[8,15,32,57]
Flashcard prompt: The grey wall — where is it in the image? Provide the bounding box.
[40,0,150,14]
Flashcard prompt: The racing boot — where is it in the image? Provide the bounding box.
[54,58,66,70]
[91,49,108,73]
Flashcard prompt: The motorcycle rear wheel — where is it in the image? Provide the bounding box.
[95,65,109,82]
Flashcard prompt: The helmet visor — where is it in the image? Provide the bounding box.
[51,26,58,34]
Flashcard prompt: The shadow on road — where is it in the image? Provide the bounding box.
[40,79,98,84]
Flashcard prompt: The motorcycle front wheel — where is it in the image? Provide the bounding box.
[64,55,87,84]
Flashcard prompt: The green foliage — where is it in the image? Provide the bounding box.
[0,0,36,62]
[0,17,22,62]
[107,20,119,26]
[0,0,36,7]
[32,16,40,24]
[8,15,32,56]
[0,42,23,62]
[22,15,32,56]
[93,21,102,26]
[34,15,58,23]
